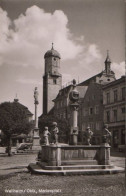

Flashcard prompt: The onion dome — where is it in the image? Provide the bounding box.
[44,43,61,59]
[104,50,111,63]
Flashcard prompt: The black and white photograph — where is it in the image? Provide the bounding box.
[0,0,125,195]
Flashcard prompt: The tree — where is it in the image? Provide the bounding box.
[0,102,33,155]
[39,114,70,144]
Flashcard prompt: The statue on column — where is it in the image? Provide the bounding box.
[85,127,93,146]
[52,122,59,144]
[32,87,40,150]
[34,87,39,104]
[69,79,79,145]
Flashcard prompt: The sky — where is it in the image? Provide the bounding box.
[0,0,125,117]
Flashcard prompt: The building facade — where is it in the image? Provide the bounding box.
[103,76,125,147]
[78,52,116,144]
[53,84,87,121]
[43,44,62,115]
[80,82,104,144]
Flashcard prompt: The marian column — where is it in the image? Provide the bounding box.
[69,79,79,145]
[32,87,41,150]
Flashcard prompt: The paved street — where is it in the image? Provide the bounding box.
[0,148,125,196]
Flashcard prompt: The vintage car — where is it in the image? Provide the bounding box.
[17,143,32,152]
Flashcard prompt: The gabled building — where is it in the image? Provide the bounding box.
[78,52,116,144]
[13,97,33,122]
[103,76,125,147]
[80,82,104,144]
[53,84,88,122]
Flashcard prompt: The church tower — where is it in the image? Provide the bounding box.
[104,50,112,75]
[43,44,62,114]
[99,50,116,84]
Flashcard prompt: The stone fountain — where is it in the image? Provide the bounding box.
[28,81,124,175]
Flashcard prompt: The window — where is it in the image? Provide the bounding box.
[106,111,110,122]
[89,107,93,115]
[53,79,57,84]
[114,90,118,102]
[121,107,125,114]
[106,92,110,104]
[113,110,117,122]
[121,87,125,100]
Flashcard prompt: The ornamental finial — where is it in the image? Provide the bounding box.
[105,49,111,63]
[51,42,54,50]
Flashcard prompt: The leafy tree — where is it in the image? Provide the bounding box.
[0,102,33,155]
[39,114,70,144]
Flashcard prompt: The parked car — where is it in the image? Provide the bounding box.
[17,143,32,152]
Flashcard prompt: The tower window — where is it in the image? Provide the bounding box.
[53,79,57,84]
[54,58,56,61]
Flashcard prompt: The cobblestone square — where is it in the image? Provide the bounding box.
[0,151,125,196]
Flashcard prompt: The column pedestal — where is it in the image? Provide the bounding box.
[99,143,111,165]
[32,128,41,151]
[69,103,79,145]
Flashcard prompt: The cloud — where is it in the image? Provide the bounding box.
[112,61,125,79]
[0,6,85,68]
[0,6,103,72]
[79,44,102,65]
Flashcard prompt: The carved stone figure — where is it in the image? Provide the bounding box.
[85,127,93,146]
[43,127,50,145]
[52,122,59,144]
[34,87,39,104]
[102,124,111,143]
